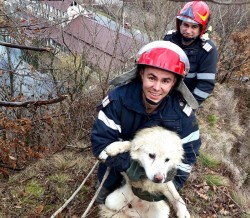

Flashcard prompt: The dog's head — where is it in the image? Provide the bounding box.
[130,126,184,183]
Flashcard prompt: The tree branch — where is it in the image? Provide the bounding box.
[0,95,68,107]
[0,41,52,52]
[168,0,250,5]
[50,160,101,218]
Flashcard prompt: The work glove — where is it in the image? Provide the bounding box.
[126,160,177,202]
[105,152,131,172]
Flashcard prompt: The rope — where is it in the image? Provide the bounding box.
[81,166,110,217]
[50,160,100,218]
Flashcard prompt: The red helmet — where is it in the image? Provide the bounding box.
[177,1,210,36]
[136,41,189,77]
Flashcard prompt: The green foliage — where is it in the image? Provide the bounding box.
[49,173,70,185]
[199,151,221,169]
[202,174,228,186]
[207,114,219,127]
[25,180,44,197]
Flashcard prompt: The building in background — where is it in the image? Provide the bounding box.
[3,0,145,72]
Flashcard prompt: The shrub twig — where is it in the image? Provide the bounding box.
[50,160,99,218]
[81,166,110,218]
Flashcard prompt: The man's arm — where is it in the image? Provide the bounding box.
[193,40,218,104]
[91,95,130,172]
[174,111,201,190]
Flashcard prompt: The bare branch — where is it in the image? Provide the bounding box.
[50,160,100,218]
[0,41,52,52]
[168,0,250,5]
[0,95,68,107]
[81,165,110,218]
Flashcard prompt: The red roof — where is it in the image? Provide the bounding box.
[49,15,143,72]
[20,1,144,72]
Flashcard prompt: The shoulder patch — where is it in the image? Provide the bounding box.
[179,97,192,117]
[102,95,110,107]
[96,95,111,111]
[202,41,213,52]
[183,103,192,117]
[166,29,176,35]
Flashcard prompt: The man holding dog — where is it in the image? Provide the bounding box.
[164,1,218,105]
[91,40,201,204]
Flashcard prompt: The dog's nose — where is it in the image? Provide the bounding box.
[153,174,164,183]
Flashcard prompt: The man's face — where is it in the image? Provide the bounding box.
[140,67,177,104]
[180,21,200,40]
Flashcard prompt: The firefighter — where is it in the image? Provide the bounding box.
[164,1,218,105]
[91,41,201,204]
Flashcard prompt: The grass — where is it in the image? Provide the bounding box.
[25,180,44,197]
[202,174,229,186]
[52,154,76,171]
[207,114,219,127]
[198,151,230,186]
[198,151,221,169]
[230,190,250,214]
[9,179,45,213]
[49,173,70,185]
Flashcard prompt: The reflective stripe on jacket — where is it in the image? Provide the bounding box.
[164,32,218,105]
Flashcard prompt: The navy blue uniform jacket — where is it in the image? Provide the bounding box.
[91,79,201,191]
[164,32,218,105]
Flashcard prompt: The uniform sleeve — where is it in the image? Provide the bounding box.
[173,111,201,190]
[193,41,218,105]
[163,34,171,41]
[91,95,130,172]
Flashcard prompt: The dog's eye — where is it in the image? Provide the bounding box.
[165,158,170,162]
[149,153,155,159]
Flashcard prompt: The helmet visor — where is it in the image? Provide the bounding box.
[177,16,199,24]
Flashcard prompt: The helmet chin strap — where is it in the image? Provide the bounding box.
[145,97,161,106]
[143,92,162,106]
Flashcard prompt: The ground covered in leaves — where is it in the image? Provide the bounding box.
[0,148,248,218]
[0,149,100,218]
[0,84,249,218]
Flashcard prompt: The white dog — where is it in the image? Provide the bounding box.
[98,126,190,218]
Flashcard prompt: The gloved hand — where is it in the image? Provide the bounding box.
[105,152,131,172]
[126,160,177,202]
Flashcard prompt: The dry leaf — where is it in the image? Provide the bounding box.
[196,190,208,200]
[36,204,44,213]
[219,208,230,215]
[9,155,17,160]
[0,168,9,179]
[14,205,22,209]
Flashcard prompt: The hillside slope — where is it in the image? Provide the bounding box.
[0,83,249,217]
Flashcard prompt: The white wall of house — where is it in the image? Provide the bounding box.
[95,0,123,7]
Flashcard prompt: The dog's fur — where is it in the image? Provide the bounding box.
[99,126,190,218]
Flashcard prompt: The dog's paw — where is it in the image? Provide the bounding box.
[105,141,131,156]
[177,209,190,218]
